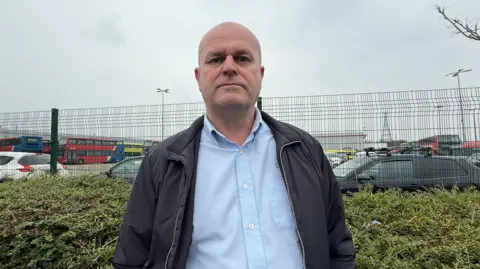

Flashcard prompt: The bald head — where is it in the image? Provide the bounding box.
[194,21,265,116]
[198,22,262,64]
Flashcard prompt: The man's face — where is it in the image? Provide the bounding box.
[195,25,264,110]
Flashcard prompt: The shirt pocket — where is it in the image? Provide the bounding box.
[268,182,297,230]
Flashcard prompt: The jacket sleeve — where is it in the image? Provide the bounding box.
[315,141,356,269]
[112,153,159,269]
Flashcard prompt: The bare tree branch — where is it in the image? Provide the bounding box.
[436,5,480,41]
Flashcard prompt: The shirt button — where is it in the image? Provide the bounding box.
[239,149,243,154]
[243,184,248,190]
[248,224,255,230]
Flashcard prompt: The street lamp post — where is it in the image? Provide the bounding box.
[434,105,444,135]
[445,68,472,142]
[474,110,478,142]
[467,109,478,141]
[156,88,170,140]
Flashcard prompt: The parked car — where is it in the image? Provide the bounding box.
[0,152,68,182]
[103,156,144,183]
[355,151,377,158]
[467,153,480,168]
[338,153,348,163]
[333,153,480,193]
[325,152,343,168]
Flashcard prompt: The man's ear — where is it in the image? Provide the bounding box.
[195,67,202,92]
[194,67,202,92]
[260,66,265,79]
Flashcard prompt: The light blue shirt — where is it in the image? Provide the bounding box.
[186,109,303,269]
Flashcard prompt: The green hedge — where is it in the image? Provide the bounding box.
[0,175,479,268]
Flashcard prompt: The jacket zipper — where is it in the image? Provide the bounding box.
[279,140,306,269]
[165,205,182,269]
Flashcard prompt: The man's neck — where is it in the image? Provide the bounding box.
[206,106,256,146]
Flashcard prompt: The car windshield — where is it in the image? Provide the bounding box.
[333,157,375,178]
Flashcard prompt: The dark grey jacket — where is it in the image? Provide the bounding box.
[112,111,356,269]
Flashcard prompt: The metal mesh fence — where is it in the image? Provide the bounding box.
[57,101,207,142]
[0,87,479,190]
[262,87,480,145]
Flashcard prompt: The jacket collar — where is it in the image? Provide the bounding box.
[164,111,303,159]
[260,111,303,144]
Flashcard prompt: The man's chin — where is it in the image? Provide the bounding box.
[215,93,250,104]
[213,99,251,110]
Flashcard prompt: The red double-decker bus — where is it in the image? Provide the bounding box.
[42,139,51,154]
[57,137,125,164]
[450,141,480,157]
[461,141,480,148]
[416,134,461,156]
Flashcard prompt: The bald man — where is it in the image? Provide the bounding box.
[113,22,356,269]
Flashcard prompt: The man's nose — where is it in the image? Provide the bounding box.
[221,56,238,76]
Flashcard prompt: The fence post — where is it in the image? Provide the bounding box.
[257,96,262,112]
[50,108,59,174]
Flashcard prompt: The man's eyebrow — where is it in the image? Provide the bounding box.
[205,50,225,58]
[235,49,253,56]
[204,48,253,58]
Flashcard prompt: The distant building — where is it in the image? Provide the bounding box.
[312,132,367,151]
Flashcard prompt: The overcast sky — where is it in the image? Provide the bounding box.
[1,0,479,113]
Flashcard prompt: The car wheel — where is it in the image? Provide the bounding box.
[78,159,84,164]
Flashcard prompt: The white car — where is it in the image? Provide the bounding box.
[0,152,69,181]
[467,153,480,168]
[354,151,377,158]
[325,152,342,168]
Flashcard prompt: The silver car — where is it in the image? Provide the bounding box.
[104,156,144,183]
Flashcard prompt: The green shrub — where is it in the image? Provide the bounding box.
[0,175,479,268]
[0,174,130,269]
[345,186,480,268]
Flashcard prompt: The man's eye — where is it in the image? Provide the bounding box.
[235,56,250,62]
[208,57,223,63]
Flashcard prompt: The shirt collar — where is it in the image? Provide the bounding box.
[203,107,264,139]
